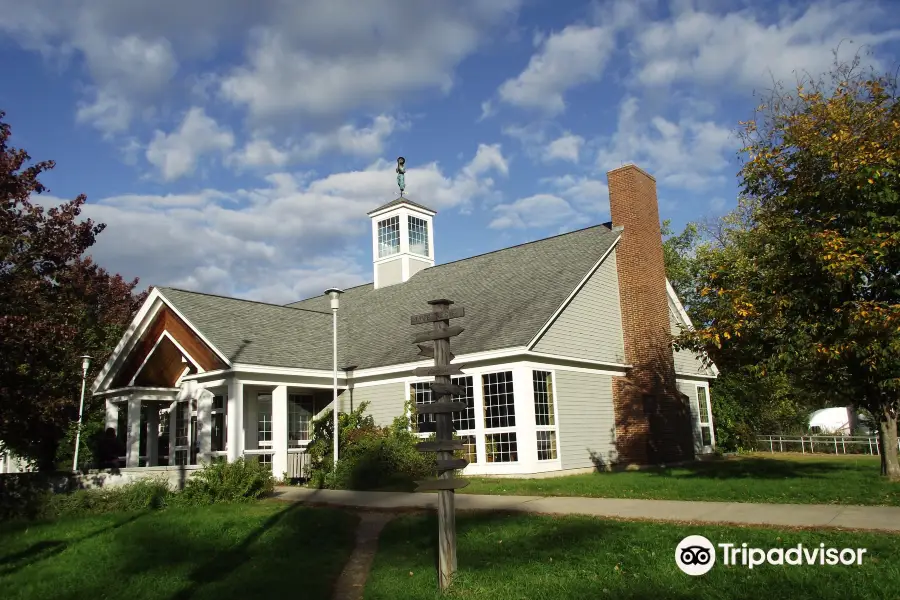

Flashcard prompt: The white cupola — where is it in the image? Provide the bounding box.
[367,196,436,289]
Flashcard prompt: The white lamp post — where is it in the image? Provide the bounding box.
[325,288,343,471]
[72,354,92,473]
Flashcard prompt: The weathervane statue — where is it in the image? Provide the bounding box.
[396,156,406,197]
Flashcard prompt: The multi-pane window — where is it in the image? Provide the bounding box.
[408,215,429,257]
[377,216,400,258]
[459,434,477,464]
[411,376,477,463]
[211,395,226,453]
[697,386,713,447]
[412,376,475,433]
[175,402,189,448]
[257,394,272,447]
[533,371,559,460]
[482,371,516,429]
[485,432,518,463]
[289,395,314,445]
[536,431,558,461]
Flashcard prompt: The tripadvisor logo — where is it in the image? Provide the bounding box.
[675,535,868,576]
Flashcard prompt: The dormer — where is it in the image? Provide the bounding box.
[367,197,436,289]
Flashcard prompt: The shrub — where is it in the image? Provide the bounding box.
[43,478,173,518]
[178,458,275,505]
[307,401,444,491]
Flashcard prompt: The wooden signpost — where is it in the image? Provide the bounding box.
[411,299,468,592]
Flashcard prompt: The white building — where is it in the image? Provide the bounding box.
[92,164,717,479]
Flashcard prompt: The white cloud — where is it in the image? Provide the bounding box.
[478,100,496,121]
[145,107,235,181]
[497,25,615,114]
[542,175,610,215]
[595,96,736,190]
[543,133,584,163]
[77,144,509,302]
[489,194,586,229]
[1,1,520,134]
[632,1,900,91]
[218,2,520,121]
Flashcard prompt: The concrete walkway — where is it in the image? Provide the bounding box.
[274,487,900,533]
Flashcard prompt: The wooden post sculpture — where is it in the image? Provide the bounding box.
[411,299,468,592]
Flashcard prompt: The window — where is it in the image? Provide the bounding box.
[485,432,518,463]
[482,371,518,462]
[410,376,477,464]
[377,216,400,258]
[289,395,314,445]
[532,371,559,460]
[257,394,272,447]
[408,215,429,257]
[697,386,713,447]
[482,371,516,429]
[211,394,226,453]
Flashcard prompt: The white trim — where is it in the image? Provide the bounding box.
[665,280,720,377]
[180,368,232,383]
[695,381,716,451]
[128,331,204,387]
[156,289,233,368]
[526,234,622,350]
[94,386,180,397]
[92,291,166,393]
[232,363,334,378]
[367,202,436,220]
[675,371,717,380]
[524,350,630,371]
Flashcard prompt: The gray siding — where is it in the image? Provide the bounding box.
[669,296,712,376]
[677,380,702,453]
[555,370,618,469]
[346,382,405,426]
[376,259,403,287]
[533,251,625,363]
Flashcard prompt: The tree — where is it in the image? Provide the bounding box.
[0,111,146,470]
[677,55,900,478]
[661,219,701,314]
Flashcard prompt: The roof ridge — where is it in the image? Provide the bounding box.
[159,287,331,316]
[425,222,615,270]
[284,222,615,305]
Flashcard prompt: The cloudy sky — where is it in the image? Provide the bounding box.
[2,0,898,304]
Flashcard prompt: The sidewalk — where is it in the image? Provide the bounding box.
[273,486,900,532]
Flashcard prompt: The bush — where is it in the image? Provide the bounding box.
[43,478,173,518]
[0,473,58,521]
[178,458,275,505]
[307,401,442,491]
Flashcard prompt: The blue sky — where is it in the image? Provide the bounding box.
[2,0,898,303]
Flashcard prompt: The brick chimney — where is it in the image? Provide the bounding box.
[607,164,693,465]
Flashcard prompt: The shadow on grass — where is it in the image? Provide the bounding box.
[0,511,146,577]
[642,455,872,480]
[369,510,900,600]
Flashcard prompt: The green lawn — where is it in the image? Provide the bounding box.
[462,453,900,506]
[0,502,358,600]
[365,512,900,600]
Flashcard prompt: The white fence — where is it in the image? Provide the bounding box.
[757,434,894,455]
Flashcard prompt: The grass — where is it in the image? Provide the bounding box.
[0,502,358,600]
[365,511,900,599]
[461,453,900,506]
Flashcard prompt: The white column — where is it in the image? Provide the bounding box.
[146,406,159,466]
[105,399,119,431]
[197,389,213,464]
[272,385,288,477]
[125,395,142,468]
[227,378,244,461]
[169,403,177,465]
[513,365,538,472]
[244,390,258,451]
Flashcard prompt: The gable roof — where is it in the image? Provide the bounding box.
[156,224,621,371]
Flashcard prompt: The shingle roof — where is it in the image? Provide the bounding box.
[367,196,436,216]
[158,224,620,371]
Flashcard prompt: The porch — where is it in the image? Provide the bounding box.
[101,382,342,480]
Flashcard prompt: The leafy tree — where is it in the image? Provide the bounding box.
[676,55,900,478]
[0,111,145,470]
[661,219,701,314]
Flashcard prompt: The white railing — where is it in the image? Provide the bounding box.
[242,444,310,480]
[757,434,895,455]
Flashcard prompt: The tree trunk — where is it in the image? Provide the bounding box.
[878,408,900,481]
